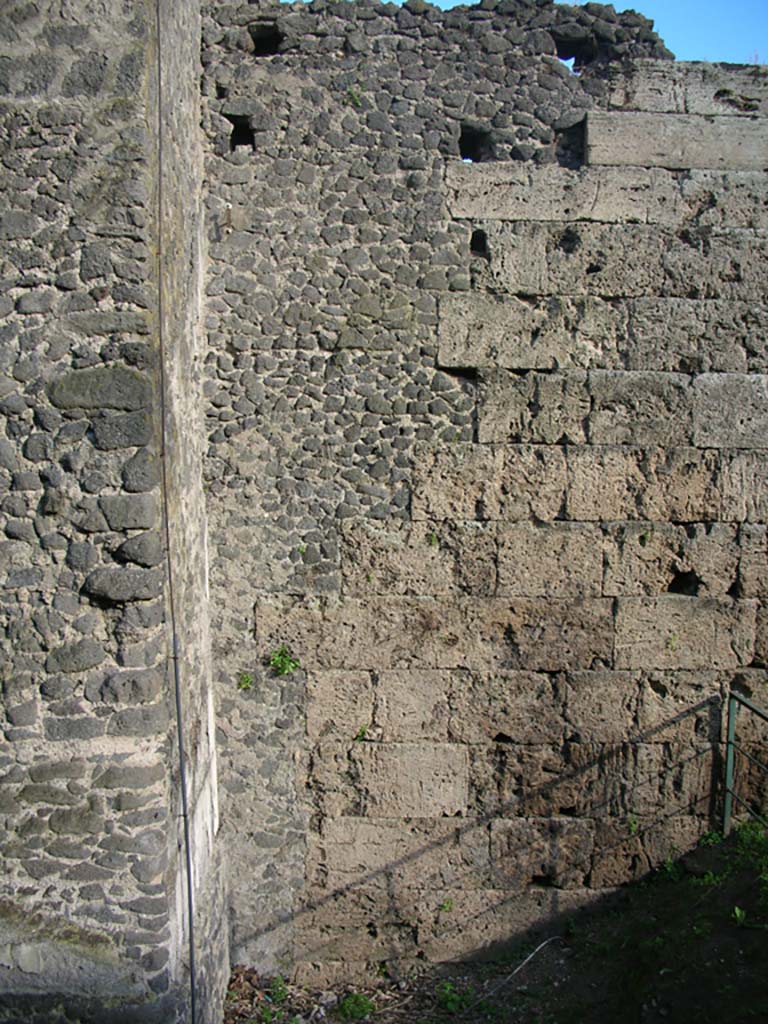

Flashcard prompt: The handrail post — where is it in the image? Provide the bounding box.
[723,693,739,837]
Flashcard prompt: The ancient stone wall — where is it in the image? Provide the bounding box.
[2,0,768,1014]
[0,1,226,1020]
[200,0,767,986]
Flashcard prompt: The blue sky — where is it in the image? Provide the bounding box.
[428,1,768,64]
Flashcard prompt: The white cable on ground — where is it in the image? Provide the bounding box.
[460,935,564,1018]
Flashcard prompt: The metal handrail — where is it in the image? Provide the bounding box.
[723,690,768,835]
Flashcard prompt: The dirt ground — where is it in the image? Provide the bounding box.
[222,821,768,1024]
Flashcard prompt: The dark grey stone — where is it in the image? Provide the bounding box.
[80,243,113,281]
[49,365,151,410]
[115,531,164,567]
[45,717,105,741]
[91,410,153,450]
[46,838,93,859]
[49,805,104,834]
[99,493,158,530]
[120,601,165,630]
[0,211,41,240]
[7,701,38,727]
[107,704,170,736]
[96,764,164,789]
[65,862,115,881]
[23,433,55,462]
[5,567,43,587]
[17,782,77,805]
[73,506,110,532]
[83,567,163,604]
[12,471,41,491]
[120,896,168,915]
[29,759,86,782]
[67,542,99,572]
[39,487,67,516]
[122,448,160,492]
[62,52,108,96]
[91,668,163,705]
[66,310,150,335]
[46,639,106,674]
[16,290,56,314]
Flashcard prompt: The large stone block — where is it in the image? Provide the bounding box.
[413,886,601,962]
[339,519,496,597]
[602,522,740,597]
[589,815,707,887]
[739,525,768,599]
[468,741,608,818]
[441,294,768,374]
[720,451,768,521]
[480,370,694,446]
[566,447,768,523]
[627,299,768,373]
[306,670,374,741]
[439,293,628,370]
[308,741,469,817]
[487,222,768,300]
[496,523,602,597]
[634,671,724,741]
[489,817,594,889]
[293,886,419,962]
[448,671,565,746]
[446,163,686,225]
[679,171,768,230]
[411,443,566,522]
[564,671,641,743]
[478,370,589,444]
[586,111,768,171]
[694,374,768,448]
[607,61,768,117]
[588,371,693,445]
[256,596,613,672]
[629,741,717,816]
[753,605,768,666]
[374,670,453,741]
[449,163,768,230]
[307,817,490,891]
[614,596,755,670]
[479,738,714,819]
[471,599,615,671]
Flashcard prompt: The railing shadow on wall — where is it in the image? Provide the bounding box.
[238,695,733,966]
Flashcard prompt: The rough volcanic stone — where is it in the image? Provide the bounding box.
[49,365,151,411]
[115,531,164,567]
[99,494,159,530]
[91,411,153,450]
[83,568,163,604]
[122,449,160,492]
[46,639,106,674]
[94,669,163,705]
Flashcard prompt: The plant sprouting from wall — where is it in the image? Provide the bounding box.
[268,644,300,676]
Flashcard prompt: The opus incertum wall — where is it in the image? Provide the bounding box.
[0,1,227,1022]
[2,0,768,1017]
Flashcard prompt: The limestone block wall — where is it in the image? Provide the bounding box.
[197,0,768,986]
[0,1,226,1020]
